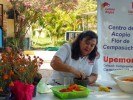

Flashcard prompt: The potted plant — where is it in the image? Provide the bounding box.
[0,47,15,97]
[0,47,44,99]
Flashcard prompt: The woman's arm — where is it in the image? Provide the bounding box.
[88,73,98,84]
[50,56,73,72]
[50,56,85,78]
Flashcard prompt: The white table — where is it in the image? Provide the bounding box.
[33,80,133,100]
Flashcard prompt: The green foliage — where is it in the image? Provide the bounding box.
[76,0,97,13]
[41,7,68,46]
[6,37,20,50]
[31,36,66,49]
[38,7,83,46]
[31,0,97,48]
[75,0,97,30]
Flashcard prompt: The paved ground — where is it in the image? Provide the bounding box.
[27,50,56,82]
[24,50,56,69]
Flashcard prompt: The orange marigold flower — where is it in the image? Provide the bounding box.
[10,56,14,60]
[34,65,38,68]
[9,82,14,87]
[3,58,8,62]
[40,62,43,64]
[3,74,9,80]
[10,71,14,75]
[17,60,20,64]
[19,68,25,72]
[0,87,3,92]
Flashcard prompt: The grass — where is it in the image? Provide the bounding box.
[31,36,66,50]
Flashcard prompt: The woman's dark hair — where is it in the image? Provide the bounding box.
[71,30,98,61]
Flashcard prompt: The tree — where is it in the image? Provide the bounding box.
[29,0,97,47]
[75,0,97,30]
[42,7,68,46]
[6,0,51,50]
[6,0,79,49]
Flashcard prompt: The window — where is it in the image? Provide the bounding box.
[65,31,82,41]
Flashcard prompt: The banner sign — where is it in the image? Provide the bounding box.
[97,0,133,72]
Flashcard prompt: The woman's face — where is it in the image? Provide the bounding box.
[79,38,97,57]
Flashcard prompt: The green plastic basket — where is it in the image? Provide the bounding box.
[51,85,91,99]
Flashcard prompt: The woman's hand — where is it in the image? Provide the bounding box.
[70,68,86,79]
[87,73,98,84]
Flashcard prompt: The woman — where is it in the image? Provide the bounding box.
[47,30,99,85]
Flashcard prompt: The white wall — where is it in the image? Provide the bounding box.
[0,0,12,11]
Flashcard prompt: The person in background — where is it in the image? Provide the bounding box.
[47,30,99,85]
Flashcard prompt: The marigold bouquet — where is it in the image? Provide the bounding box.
[0,47,43,93]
